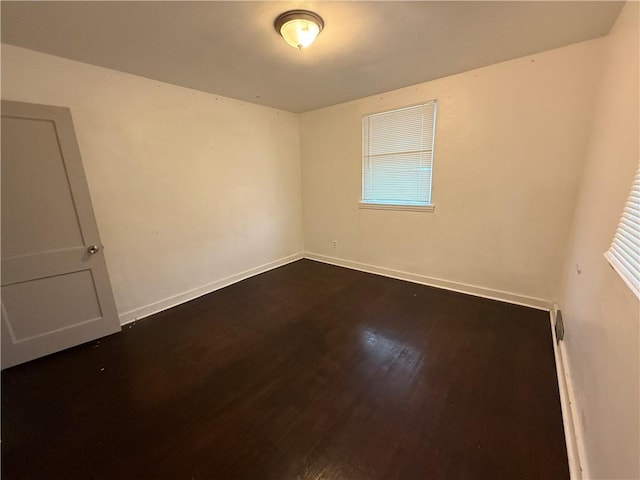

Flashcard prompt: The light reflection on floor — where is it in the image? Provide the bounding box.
[358,327,425,401]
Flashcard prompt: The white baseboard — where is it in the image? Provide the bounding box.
[550,310,583,479]
[304,252,552,311]
[550,308,591,480]
[118,252,304,325]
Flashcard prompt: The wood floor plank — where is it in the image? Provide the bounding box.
[1,259,568,479]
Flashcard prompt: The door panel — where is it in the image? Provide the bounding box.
[1,116,84,257]
[3,270,103,341]
[1,100,121,369]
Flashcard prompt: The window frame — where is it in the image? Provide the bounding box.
[604,164,640,299]
[359,100,437,213]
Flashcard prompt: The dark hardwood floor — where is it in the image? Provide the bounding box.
[1,259,568,479]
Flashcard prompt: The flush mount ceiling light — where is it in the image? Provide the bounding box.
[274,10,324,50]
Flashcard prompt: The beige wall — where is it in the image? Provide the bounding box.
[300,39,604,305]
[1,45,304,322]
[559,2,640,478]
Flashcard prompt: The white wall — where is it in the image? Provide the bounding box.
[1,45,304,322]
[300,39,604,306]
[559,2,639,478]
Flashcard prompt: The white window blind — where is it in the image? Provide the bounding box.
[362,101,437,207]
[604,164,640,298]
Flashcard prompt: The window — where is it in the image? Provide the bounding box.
[604,164,640,298]
[360,101,437,212]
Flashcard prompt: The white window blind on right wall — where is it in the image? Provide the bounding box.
[605,164,640,298]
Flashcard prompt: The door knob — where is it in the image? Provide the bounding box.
[87,245,100,254]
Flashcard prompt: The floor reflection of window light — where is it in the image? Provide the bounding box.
[358,328,425,396]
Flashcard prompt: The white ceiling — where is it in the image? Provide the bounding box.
[1,1,623,113]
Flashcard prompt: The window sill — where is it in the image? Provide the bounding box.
[358,202,435,213]
[603,251,640,299]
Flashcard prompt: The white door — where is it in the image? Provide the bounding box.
[1,100,121,369]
